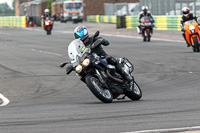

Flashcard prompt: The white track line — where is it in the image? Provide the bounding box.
[0,93,10,106]
[61,31,185,43]
[31,49,63,57]
[101,33,185,43]
[23,28,184,43]
[121,126,200,133]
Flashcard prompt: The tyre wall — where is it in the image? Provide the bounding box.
[87,15,182,31]
[0,16,26,28]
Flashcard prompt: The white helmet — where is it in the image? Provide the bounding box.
[142,6,148,11]
[182,7,190,17]
[44,9,49,13]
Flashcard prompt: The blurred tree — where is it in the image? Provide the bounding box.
[13,0,15,11]
[0,2,14,15]
[0,3,10,14]
[47,0,55,14]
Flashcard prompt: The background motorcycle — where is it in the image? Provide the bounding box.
[183,20,200,52]
[60,32,142,103]
[44,17,53,35]
[140,16,154,42]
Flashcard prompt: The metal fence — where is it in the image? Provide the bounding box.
[140,0,198,15]
[105,0,199,16]
[104,3,139,16]
[104,3,115,15]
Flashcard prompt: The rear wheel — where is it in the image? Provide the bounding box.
[85,75,113,103]
[126,81,142,101]
[193,37,199,52]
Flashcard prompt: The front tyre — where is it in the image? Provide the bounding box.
[143,35,146,42]
[85,75,113,103]
[193,37,199,52]
[126,81,142,100]
[147,30,151,42]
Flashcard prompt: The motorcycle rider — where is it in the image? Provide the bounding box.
[74,25,134,91]
[180,7,197,47]
[42,9,51,28]
[137,6,154,34]
[43,9,51,19]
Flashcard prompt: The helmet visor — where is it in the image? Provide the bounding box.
[183,11,189,14]
[74,33,80,39]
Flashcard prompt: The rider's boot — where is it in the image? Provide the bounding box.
[137,26,141,34]
[115,63,134,91]
[123,73,134,92]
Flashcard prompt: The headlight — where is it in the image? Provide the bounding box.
[82,58,90,67]
[189,25,195,33]
[75,65,82,73]
[45,22,49,25]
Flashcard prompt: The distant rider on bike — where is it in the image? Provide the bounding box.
[43,9,51,20]
[137,6,154,34]
[74,25,134,91]
[42,9,52,28]
[180,7,197,47]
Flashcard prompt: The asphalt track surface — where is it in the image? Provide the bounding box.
[0,22,200,133]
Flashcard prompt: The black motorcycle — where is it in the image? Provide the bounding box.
[60,32,142,103]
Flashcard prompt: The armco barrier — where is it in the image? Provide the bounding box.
[87,15,182,30]
[0,16,26,28]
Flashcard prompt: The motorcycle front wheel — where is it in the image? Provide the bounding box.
[147,30,151,42]
[47,27,51,35]
[192,37,199,52]
[126,81,142,101]
[143,35,146,42]
[85,75,113,103]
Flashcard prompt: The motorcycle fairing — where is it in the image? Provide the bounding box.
[68,39,90,67]
[184,20,200,46]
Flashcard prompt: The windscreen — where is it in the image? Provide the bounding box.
[141,16,152,22]
[184,20,195,25]
[68,39,90,67]
[65,2,82,10]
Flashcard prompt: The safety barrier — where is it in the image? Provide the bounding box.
[87,15,100,23]
[100,16,116,23]
[87,15,116,24]
[154,16,182,30]
[125,15,182,30]
[87,15,182,30]
[0,16,26,28]
[126,16,138,29]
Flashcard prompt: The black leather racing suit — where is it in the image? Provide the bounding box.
[181,13,197,27]
[138,11,154,33]
[138,11,154,23]
[84,34,133,83]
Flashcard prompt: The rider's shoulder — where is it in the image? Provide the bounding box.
[147,11,151,14]
[139,11,143,15]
